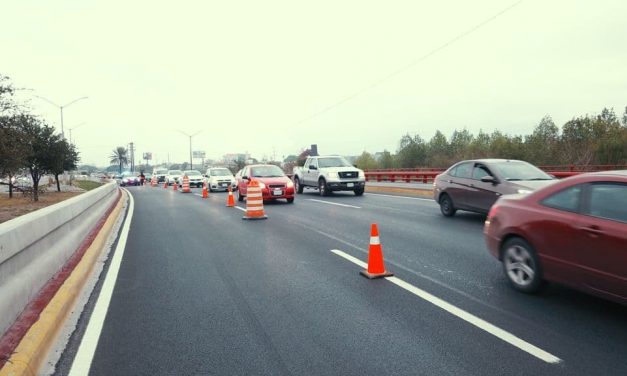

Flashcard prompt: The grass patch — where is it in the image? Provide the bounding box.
[0,192,82,224]
[73,180,103,191]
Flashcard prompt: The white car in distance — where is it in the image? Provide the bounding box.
[205,167,236,191]
[181,170,203,188]
[166,170,183,186]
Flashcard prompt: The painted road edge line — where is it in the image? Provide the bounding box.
[306,199,361,209]
[68,189,135,376]
[234,206,246,212]
[330,249,562,365]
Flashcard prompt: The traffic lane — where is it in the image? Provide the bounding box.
[84,186,558,375]
[268,191,627,375]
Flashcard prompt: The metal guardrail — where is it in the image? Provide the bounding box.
[364,165,627,183]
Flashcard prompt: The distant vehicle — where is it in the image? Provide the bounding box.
[152,168,168,183]
[166,170,183,186]
[237,164,294,203]
[181,170,203,188]
[233,168,244,190]
[120,171,139,186]
[205,167,236,192]
[433,159,557,217]
[485,170,627,305]
[292,155,365,196]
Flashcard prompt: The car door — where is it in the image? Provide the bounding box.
[446,162,473,209]
[305,158,319,186]
[467,163,501,212]
[574,182,627,300]
[239,167,250,195]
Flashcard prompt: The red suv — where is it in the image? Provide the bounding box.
[484,171,627,305]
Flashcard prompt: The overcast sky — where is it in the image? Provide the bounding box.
[2,0,626,167]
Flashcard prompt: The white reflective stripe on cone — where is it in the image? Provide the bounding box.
[370,236,380,245]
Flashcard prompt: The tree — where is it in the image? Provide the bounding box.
[110,146,129,173]
[0,74,16,114]
[296,148,312,167]
[47,139,79,191]
[0,115,30,197]
[18,115,60,201]
[354,151,379,170]
[396,133,427,168]
[525,116,559,165]
[449,129,474,160]
[427,131,450,167]
[379,150,395,169]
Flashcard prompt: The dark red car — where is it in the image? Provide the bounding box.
[485,170,627,305]
[237,164,295,203]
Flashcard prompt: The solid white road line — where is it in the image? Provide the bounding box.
[366,192,434,202]
[330,249,562,365]
[194,193,202,197]
[234,206,246,212]
[306,199,361,209]
[69,189,135,376]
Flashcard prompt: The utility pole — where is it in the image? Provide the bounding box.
[129,142,135,172]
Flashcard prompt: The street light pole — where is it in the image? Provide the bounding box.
[177,130,202,169]
[35,95,89,139]
[68,122,87,145]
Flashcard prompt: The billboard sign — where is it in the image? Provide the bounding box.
[193,151,206,158]
[143,152,152,160]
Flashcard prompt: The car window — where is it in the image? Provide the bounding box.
[309,159,318,168]
[491,161,553,181]
[318,157,352,168]
[586,183,627,223]
[541,185,582,213]
[472,165,492,180]
[450,162,472,178]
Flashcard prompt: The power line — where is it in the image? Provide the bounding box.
[291,0,525,127]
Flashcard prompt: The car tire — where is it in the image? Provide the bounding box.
[295,177,304,194]
[237,190,244,202]
[501,237,545,293]
[287,197,294,203]
[439,194,456,217]
[319,178,329,196]
[354,188,364,196]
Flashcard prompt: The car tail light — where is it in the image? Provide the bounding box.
[487,205,498,221]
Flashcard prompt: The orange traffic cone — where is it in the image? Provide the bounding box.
[202,182,209,198]
[173,180,178,191]
[163,181,168,189]
[360,224,393,279]
[226,185,235,207]
[181,175,191,193]
[242,180,267,220]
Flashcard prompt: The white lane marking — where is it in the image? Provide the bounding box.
[366,192,434,202]
[306,199,361,209]
[330,249,562,365]
[69,189,135,376]
[194,193,202,197]
[234,206,246,212]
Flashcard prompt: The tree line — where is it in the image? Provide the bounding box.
[0,75,79,200]
[354,107,627,170]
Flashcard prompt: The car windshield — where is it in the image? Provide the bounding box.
[184,170,201,176]
[210,168,232,177]
[491,161,554,181]
[317,157,353,168]
[155,169,167,174]
[168,170,182,175]
[250,165,285,177]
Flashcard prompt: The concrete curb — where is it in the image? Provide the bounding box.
[0,191,127,376]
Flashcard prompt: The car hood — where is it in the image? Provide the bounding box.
[251,176,291,185]
[321,167,362,173]
[510,179,557,191]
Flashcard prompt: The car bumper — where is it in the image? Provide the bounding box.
[484,222,501,260]
[326,180,365,191]
[260,187,295,200]
[210,182,234,190]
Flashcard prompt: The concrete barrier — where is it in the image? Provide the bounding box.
[0,182,119,337]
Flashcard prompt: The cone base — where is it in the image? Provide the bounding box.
[359,270,393,279]
[242,215,268,220]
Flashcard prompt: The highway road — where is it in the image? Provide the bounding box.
[54,185,627,375]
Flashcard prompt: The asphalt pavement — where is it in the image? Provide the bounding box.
[54,184,627,376]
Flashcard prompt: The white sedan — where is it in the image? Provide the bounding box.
[166,170,183,185]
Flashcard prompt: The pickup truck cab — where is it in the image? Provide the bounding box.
[292,156,365,196]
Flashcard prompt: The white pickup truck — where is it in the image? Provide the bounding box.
[292,155,366,196]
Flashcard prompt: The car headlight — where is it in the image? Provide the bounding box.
[286,180,294,188]
[258,181,266,189]
[358,170,365,178]
[328,172,339,178]
[517,189,532,194]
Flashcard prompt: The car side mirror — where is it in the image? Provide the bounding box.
[242,176,249,180]
[309,165,317,170]
[480,176,498,184]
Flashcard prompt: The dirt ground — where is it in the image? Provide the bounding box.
[0,191,83,224]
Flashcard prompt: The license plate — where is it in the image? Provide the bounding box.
[220,183,227,187]
[272,190,283,196]
[347,183,354,188]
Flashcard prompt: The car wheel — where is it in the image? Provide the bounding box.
[237,190,244,202]
[295,177,304,194]
[501,237,544,293]
[287,197,294,203]
[439,194,456,217]
[354,188,364,196]
[319,178,329,196]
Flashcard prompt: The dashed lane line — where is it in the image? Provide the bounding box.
[330,249,562,365]
[306,199,361,209]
